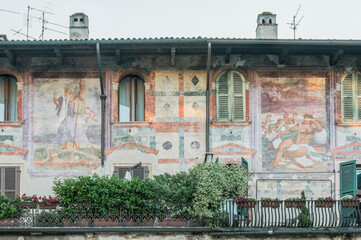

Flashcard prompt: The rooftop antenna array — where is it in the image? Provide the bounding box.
[25,4,67,40]
[287,5,304,40]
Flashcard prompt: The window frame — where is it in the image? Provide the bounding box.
[113,165,150,180]
[341,71,361,122]
[0,75,18,122]
[216,71,246,122]
[118,75,145,122]
[0,166,20,199]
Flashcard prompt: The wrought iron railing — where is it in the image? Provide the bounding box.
[0,202,198,228]
[218,199,361,228]
[1,200,361,229]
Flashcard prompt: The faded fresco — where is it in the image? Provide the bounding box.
[261,77,327,171]
[34,78,100,172]
[257,180,332,199]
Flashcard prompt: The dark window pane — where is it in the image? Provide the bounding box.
[5,168,15,190]
[5,191,15,199]
[357,169,361,190]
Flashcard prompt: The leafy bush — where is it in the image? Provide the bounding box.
[53,174,153,216]
[188,163,249,225]
[35,211,62,227]
[0,195,21,220]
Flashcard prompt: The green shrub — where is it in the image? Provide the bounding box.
[0,195,21,220]
[188,163,250,225]
[53,174,153,216]
[35,211,62,227]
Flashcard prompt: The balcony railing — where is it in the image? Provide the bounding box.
[0,200,360,229]
[219,199,361,228]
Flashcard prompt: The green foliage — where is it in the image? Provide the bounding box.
[149,171,196,217]
[297,191,313,227]
[0,195,21,220]
[150,172,196,204]
[188,163,249,225]
[35,211,62,227]
[53,174,154,216]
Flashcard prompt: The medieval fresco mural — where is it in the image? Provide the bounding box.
[34,78,100,172]
[261,77,327,171]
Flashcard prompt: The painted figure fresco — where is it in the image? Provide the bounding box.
[53,80,88,149]
[34,78,100,173]
[261,78,327,171]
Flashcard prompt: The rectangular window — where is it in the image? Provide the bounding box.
[216,71,246,121]
[342,72,361,122]
[113,166,149,180]
[0,166,20,199]
[0,76,17,121]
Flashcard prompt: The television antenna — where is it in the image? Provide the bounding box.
[287,5,304,39]
[0,8,21,15]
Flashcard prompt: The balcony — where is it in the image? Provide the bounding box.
[0,200,360,236]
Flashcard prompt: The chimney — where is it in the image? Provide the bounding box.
[0,35,8,41]
[69,13,89,40]
[256,12,278,39]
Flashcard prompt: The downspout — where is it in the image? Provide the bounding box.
[206,42,212,154]
[96,43,107,167]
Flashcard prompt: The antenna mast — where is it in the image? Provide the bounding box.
[287,5,304,39]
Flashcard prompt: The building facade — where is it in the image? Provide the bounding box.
[0,13,361,200]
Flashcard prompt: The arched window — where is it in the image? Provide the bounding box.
[341,71,361,122]
[0,75,17,121]
[216,71,245,121]
[118,75,144,122]
[269,19,272,24]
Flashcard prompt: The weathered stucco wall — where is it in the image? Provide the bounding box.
[0,51,359,198]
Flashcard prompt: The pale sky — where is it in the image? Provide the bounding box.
[0,0,360,41]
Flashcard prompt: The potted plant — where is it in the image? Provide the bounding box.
[315,197,335,208]
[236,197,256,208]
[284,197,305,208]
[261,197,281,208]
[18,194,38,208]
[19,194,59,209]
[341,195,360,208]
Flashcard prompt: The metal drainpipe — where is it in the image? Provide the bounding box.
[96,43,107,167]
[206,42,212,154]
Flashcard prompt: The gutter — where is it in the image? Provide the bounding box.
[205,42,211,154]
[96,43,107,167]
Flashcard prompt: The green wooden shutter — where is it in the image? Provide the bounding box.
[357,73,361,121]
[342,73,354,122]
[340,160,356,198]
[241,157,248,171]
[232,72,245,121]
[217,73,229,121]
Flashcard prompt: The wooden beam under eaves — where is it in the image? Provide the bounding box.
[279,49,289,65]
[115,49,121,65]
[225,47,231,64]
[329,49,344,66]
[4,49,16,66]
[54,48,63,65]
[171,47,176,66]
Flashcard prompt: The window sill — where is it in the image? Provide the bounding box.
[211,121,251,127]
[112,122,151,127]
[0,121,23,128]
[336,122,361,127]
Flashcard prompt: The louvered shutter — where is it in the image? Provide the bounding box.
[232,72,245,121]
[340,160,356,198]
[357,73,361,121]
[217,73,229,121]
[241,157,248,171]
[342,73,354,122]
